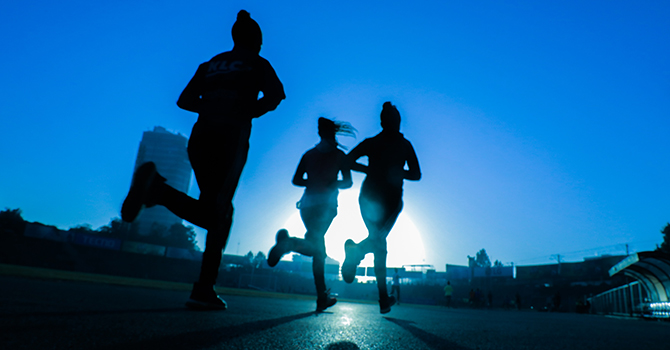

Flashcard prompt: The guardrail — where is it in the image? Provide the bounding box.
[588,281,647,317]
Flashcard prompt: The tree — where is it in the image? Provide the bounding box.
[252,251,266,268]
[475,249,492,268]
[659,223,670,255]
[126,222,169,246]
[68,223,95,234]
[166,223,198,250]
[0,208,26,235]
[97,217,132,240]
[149,222,169,240]
[493,260,504,268]
[96,218,198,250]
[245,251,255,266]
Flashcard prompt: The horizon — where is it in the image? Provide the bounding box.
[8,207,637,272]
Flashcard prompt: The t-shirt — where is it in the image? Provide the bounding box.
[347,130,420,198]
[444,285,454,296]
[296,141,348,209]
[178,47,285,130]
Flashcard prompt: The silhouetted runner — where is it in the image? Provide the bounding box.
[444,281,454,308]
[121,10,285,310]
[341,102,421,314]
[267,117,355,312]
[392,268,401,304]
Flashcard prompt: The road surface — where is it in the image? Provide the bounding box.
[0,266,667,349]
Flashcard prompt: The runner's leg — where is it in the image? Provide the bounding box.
[152,182,214,229]
[361,193,403,300]
[301,205,336,296]
[188,124,250,287]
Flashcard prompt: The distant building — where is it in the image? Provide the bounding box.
[445,263,514,281]
[268,253,341,279]
[131,126,191,235]
[515,255,625,282]
[445,264,471,280]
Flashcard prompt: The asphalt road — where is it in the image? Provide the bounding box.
[0,268,668,350]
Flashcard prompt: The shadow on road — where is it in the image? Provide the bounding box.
[326,340,360,350]
[100,311,315,349]
[384,317,471,350]
[1,307,187,319]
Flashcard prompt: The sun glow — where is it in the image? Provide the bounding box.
[282,188,425,268]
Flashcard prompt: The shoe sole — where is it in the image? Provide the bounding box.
[121,162,158,223]
[267,229,290,267]
[267,244,284,267]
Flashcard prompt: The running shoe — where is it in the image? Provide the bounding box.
[267,229,290,267]
[341,239,360,283]
[379,295,396,314]
[316,289,337,312]
[121,162,165,223]
[185,282,227,310]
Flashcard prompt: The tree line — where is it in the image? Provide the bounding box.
[0,207,198,251]
[469,248,505,268]
[4,207,669,258]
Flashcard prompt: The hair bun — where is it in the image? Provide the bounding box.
[237,10,251,20]
[380,101,401,130]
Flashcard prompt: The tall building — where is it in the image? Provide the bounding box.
[131,126,191,235]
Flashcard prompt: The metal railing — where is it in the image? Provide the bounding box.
[588,281,646,317]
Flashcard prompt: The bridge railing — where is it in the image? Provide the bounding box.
[588,281,646,317]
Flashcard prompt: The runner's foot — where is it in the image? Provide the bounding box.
[379,295,396,314]
[316,289,337,312]
[121,162,165,222]
[341,239,361,284]
[267,229,291,267]
[185,282,227,310]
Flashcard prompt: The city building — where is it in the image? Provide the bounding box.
[131,126,191,235]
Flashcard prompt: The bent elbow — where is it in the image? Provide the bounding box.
[406,170,421,181]
[292,178,306,187]
[265,96,284,112]
[177,98,198,113]
[176,99,186,110]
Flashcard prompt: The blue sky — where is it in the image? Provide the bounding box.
[1,1,668,270]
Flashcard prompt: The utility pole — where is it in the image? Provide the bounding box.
[625,244,629,255]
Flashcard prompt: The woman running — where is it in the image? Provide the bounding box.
[121,10,285,310]
[341,101,421,314]
[267,117,355,312]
